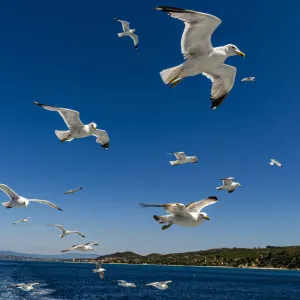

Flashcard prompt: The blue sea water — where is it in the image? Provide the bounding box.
[1,261,300,299]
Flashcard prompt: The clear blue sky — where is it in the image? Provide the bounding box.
[0,0,299,255]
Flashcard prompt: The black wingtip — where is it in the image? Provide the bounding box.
[57,207,63,211]
[114,18,118,20]
[34,101,43,106]
[208,196,218,201]
[139,203,147,208]
[80,187,83,190]
[153,215,160,221]
[135,45,138,50]
[155,6,186,13]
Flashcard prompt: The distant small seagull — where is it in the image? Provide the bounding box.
[0,184,62,211]
[270,158,283,168]
[8,283,39,292]
[117,280,136,288]
[48,224,85,238]
[61,242,98,253]
[115,18,138,49]
[93,261,106,280]
[13,216,31,225]
[140,196,218,230]
[145,280,172,290]
[241,77,255,82]
[167,152,198,166]
[64,187,83,195]
[216,177,242,193]
[34,102,109,149]
[155,6,245,109]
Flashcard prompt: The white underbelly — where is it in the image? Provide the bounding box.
[173,216,202,228]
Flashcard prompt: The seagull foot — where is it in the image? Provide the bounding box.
[161,221,173,230]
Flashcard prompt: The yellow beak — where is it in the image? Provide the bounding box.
[235,50,245,57]
[204,216,210,220]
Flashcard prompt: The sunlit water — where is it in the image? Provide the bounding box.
[1,261,300,299]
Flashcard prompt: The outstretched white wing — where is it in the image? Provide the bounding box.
[34,102,84,129]
[203,64,237,110]
[84,242,99,246]
[155,6,221,59]
[29,199,63,211]
[0,184,20,200]
[71,231,85,238]
[28,283,39,287]
[221,177,234,185]
[93,129,109,149]
[174,152,186,160]
[140,202,189,217]
[115,18,130,31]
[49,224,67,233]
[129,34,138,49]
[99,271,105,280]
[160,280,172,285]
[185,196,218,213]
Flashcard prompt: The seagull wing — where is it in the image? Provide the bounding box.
[93,129,109,148]
[160,280,172,285]
[185,196,218,213]
[34,102,84,129]
[129,33,138,48]
[117,280,126,284]
[73,231,85,238]
[203,64,237,110]
[115,19,130,31]
[13,219,21,224]
[0,184,20,200]
[28,283,39,287]
[221,177,234,185]
[99,271,105,280]
[84,242,99,246]
[29,199,63,211]
[155,6,221,59]
[49,224,67,233]
[174,152,186,160]
[140,202,189,216]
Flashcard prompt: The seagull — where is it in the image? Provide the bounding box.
[117,280,136,288]
[155,6,245,109]
[145,280,172,290]
[115,18,138,49]
[64,187,83,195]
[92,262,106,280]
[8,283,39,292]
[140,196,218,230]
[241,77,255,82]
[33,102,109,149]
[216,177,242,193]
[167,152,198,166]
[0,184,62,211]
[270,158,283,168]
[13,216,31,225]
[48,224,85,238]
[61,242,98,253]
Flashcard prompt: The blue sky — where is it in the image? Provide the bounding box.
[0,0,299,255]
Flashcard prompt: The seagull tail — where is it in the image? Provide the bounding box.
[160,64,183,85]
[55,130,73,142]
[169,161,178,166]
[216,186,223,191]
[118,32,124,38]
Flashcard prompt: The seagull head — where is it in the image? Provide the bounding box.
[90,122,97,131]
[192,157,198,164]
[226,44,245,57]
[199,212,210,221]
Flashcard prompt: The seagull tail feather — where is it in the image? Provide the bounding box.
[169,161,178,166]
[118,32,124,38]
[160,64,183,85]
[216,186,223,191]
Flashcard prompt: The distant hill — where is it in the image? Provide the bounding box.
[93,246,300,270]
[0,250,99,260]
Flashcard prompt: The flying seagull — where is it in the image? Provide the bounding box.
[64,187,83,195]
[117,280,136,288]
[216,177,242,193]
[48,224,85,238]
[155,6,245,109]
[33,102,109,149]
[270,158,283,168]
[0,184,62,211]
[93,261,106,280]
[241,77,255,82]
[145,280,172,290]
[61,242,99,253]
[140,196,218,230]
[8,283,39,292]
[167,152,198,166]
[13,216,31,225]
[115,18,138,49]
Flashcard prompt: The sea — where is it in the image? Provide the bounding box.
[0,261,300,300]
